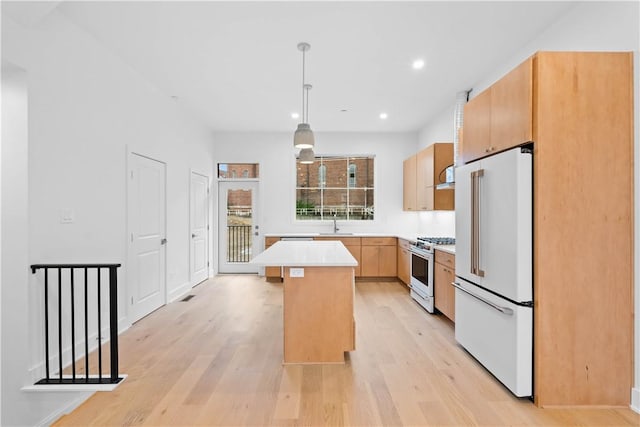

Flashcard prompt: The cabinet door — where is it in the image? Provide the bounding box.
[397,241,411,285]
[434,262,455,321]
[403,155,417,211]
[360,246,379,277]
[490,57,533,151]
[462,89,491,164]
[378,245,397,277]
[416,147,433,211]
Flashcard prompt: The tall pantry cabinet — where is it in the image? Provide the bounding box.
[461,51,634,407]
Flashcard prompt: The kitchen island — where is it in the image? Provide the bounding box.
[250,240,357,364]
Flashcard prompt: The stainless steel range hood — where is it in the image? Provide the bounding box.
[436,90,470,191]
[436,165,455,190]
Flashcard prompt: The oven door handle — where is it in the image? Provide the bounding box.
[451,282,513,315]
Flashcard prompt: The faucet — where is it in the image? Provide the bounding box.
[333,213,340,233]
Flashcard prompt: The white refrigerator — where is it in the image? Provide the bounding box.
[454,146,533,398]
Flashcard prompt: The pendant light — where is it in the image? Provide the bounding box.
[294,42,315,151]
[299,148,315,164]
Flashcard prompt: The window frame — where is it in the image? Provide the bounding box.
[293,154,376,223]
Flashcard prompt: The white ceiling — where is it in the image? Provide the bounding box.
[7,1,578,132]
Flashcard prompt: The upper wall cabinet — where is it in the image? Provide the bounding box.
[461,57,533,164]
[402,155,417,211]
[403,143,454,211]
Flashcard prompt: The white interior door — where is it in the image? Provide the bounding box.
[218,181,259,273]
[190,171,209,285]
[128,153,166,322]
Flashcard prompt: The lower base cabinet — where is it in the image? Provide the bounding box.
[361,237,397,277]
[397,239,411,285]
[434,250,455,321]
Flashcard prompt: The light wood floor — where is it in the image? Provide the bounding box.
[55,275,639,426]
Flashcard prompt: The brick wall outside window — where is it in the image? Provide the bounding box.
[296,156,374,220]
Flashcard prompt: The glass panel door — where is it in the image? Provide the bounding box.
[218,181,259,273]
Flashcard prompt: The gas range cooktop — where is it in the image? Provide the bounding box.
[412,237,455,253]
[417,237,456,245]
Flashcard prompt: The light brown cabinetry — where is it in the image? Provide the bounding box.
[417,143,455,210]
[402,155,417,211]
[284,266,355,363]
[461,52,634,407]
[434,250,455,322]
[264,237,281,280]
[396,239,411,285]
[403,144,454,211]
[314,236,361,277]
[360,237,397,277]
[462,57,533,164]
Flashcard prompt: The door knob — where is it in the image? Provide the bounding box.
[192,234,196,238]
[161,238,167,245]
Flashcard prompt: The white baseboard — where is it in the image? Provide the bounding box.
[632,387,640,414]
[168,281,193,303]
[34,393,93,427]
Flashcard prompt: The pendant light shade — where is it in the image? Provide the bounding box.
[294,123,314,149]
[294,42,315,151]
[299,147,315,164]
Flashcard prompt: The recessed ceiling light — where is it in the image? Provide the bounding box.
[379,113,388,120]
[412,59,425,70]
[291,112,300,119]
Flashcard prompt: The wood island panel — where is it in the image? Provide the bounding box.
[283,266,355,364]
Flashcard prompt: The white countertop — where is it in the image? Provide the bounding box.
[250,240,358,267]
[263,232,406,238]
[435,244,456,255]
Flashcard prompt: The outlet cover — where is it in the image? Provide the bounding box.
[289,268,304,278]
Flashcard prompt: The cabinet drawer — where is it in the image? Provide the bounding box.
[435,250,455,268]
[314,236,361,246]
[361,237,396,246]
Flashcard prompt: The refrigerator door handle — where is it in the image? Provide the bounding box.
[452,282,513,315]
[470,171,476,275]
[470,169,485,277]
[475,169,485,277]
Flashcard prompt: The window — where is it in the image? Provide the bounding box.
[318,165,326,188]
[296,155,374,221]
[217,163,260,179]
[348,164,356,188]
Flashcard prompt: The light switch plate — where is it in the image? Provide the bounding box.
[60,209,75,224]
[289,268,304,278]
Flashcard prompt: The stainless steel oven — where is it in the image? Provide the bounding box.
[409,237,455,314]
[409,246,434,313]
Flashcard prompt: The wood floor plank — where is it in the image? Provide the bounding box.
[53,275,640,427]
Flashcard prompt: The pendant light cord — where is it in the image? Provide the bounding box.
[301,48,306,123]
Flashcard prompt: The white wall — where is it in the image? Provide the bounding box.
[2,9,214,426]
[417,1,640,411]
[212,131,419,268]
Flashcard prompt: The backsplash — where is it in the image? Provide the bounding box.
[417,211,455,237]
